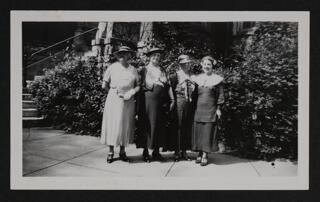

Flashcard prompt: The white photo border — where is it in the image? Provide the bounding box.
[11,11,309,190]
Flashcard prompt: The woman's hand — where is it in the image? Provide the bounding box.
[169,101,175,112]
[216,109,222,119]
[123,89,136,100]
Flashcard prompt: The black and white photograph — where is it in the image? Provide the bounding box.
[11,11,309,190]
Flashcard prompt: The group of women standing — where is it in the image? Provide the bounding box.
[100,46,224,166]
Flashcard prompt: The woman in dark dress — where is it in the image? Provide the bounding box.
[167,55,197,162]
[192,56,224,166]
[136,48,175,162]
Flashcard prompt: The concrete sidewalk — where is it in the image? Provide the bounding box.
[23,127,297,177]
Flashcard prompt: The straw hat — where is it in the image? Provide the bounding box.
[145,47,164,57]
[113,46,135,57]
[178,54,192,64]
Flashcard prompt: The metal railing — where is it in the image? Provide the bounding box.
[29,27,98,58]
[23,27,98,86]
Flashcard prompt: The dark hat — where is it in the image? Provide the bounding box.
[113,46,135,57]
[146,47,164,57]
[178,54,192,64]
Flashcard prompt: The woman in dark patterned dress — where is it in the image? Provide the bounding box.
[167,55,197,162]
[136,48,175,162]
[192,56,224,166]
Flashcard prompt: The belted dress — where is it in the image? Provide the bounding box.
[192,73,224,153]
[135,64,172,149]
[100,62,140,147]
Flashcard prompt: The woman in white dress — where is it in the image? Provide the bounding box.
[100,46,140,163]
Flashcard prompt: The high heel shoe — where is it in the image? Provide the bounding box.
[143,153,151,163]
[106,153,114,163]
[200,156,208,166]
[174,153,180,162]
[180,151,191,161]
[195,152,202,164]
[119,152,130,162]
[152,152,165,162]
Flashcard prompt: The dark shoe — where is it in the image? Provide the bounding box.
[143,153,151,163]
[119,152,130,162]
[152,152,165,161]
[174,154,180,162]
[200,156,208,166]
[180,152,191,161]
[106,153,114,164]
[143,149,151,163]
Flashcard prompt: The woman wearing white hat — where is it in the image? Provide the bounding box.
[100,46,140,163]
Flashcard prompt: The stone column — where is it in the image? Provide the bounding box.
[104,22,114,59]
[91,22,108,57]
[137,22,154,65]
[139,22,153,42]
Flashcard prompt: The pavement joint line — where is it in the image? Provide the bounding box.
[25,153,63,162]
[65,161,120,174]
[23,128,67,142]
[164,162,176,177]
[249,160,261,177]
[23,146,106,176]
[23,133,65,142]
[23,145,105,164]
[23,143,105,153]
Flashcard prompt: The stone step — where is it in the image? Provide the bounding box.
[26,80,33,88]
[23,116,44,121]
[23,93,33,101]
[23,87,29,94]
[23,100,37,109]
[34,75,45,81]
[23,109,39,117]
[23,116,46,128]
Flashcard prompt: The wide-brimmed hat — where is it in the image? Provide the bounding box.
[113,46,135,57]
[146,47,164,57]
[178,54,192,64]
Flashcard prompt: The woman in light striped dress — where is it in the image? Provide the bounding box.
[100,46,140,163]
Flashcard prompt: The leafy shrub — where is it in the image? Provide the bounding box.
[220,22,298,160]
[29,55,106,136]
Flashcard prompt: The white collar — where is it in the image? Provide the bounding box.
[195,73,223,87]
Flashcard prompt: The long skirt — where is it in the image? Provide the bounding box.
[192,121,219,153]
[100,88,135,147]
[136,85,166,149]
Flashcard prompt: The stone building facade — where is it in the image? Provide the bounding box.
[90,21,256,59]
[23,21,255,84]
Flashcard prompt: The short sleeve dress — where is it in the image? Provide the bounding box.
[100,62,140,147]
[192,73,224,153]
